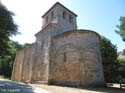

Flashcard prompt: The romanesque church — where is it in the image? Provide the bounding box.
[11,2,105,87]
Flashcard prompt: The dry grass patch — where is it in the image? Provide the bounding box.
[30,84,102,93]
[30,84,125,93]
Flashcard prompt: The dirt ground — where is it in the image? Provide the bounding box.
[1,78,125,93]
[30,83,125,93]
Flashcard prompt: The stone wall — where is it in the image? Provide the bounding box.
[49,30,104,87]
[21,46,32,82]
[11,44,35,82]
[11,49,25,81]
[31,42,49,82]
[11,42,49,82]
[12,29,104,87]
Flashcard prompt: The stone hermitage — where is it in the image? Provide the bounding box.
[11,2,105,87]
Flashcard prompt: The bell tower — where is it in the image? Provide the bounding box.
[41,2,77,35]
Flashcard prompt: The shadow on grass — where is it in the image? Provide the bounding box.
[0,80,34,93]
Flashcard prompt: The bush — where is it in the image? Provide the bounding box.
[113,57,125,83]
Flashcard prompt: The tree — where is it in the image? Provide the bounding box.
[0,2,19,58]
[113,57,125,83]
[0,41,23,78]
[0,2,20,78]
[115,16,125,41]
[100,36,117,82]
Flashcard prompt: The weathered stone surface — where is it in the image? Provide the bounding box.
[11,50,25,81]
[48,30,104,86]
[11,2,105,87]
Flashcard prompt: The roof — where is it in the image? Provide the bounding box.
[54,29,100,39]
[42,2,77,18]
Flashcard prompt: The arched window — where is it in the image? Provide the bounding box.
[51,11,54,19]
[46,16,48,23]
[69,15,73,24]
[64,52,66,62]
[63,11,66,19]
[42,40,44,48]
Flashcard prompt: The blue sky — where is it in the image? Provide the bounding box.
[2,0,125,51]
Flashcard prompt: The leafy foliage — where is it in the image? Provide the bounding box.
[115,16,125,41]
[0,4,19,36]
[113,57,125,82]
[100,36,117,82]
[100,36,125,82]
[0,3,21,78]
[0,3,19,58]
[100,36,117,65]
[0,41,23,78]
